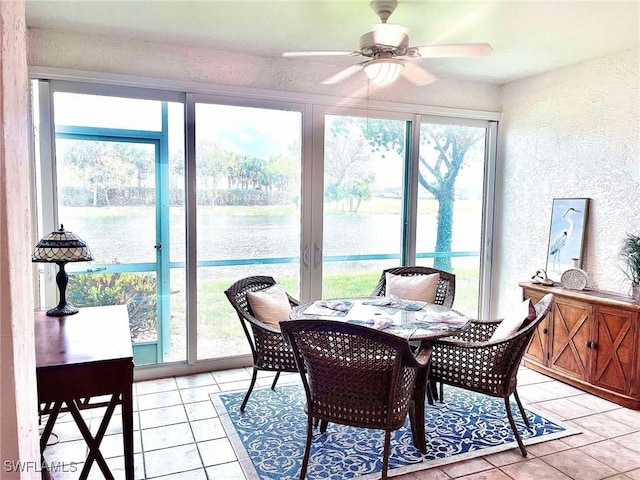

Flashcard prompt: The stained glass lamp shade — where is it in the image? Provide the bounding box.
[32,224,93,316]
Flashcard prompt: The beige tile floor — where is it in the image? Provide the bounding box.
[42,366,640,480]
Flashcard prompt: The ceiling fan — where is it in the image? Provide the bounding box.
[283,0,492,86]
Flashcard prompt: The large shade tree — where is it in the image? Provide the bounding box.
[324,116,376,213]
[364,120,483,271]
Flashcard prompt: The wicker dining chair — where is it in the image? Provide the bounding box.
[280,319,432,480]
[428,293,554,457]
[224,276,299,412]
[370,266,456,308]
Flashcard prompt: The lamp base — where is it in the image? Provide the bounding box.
[46,304,79,317]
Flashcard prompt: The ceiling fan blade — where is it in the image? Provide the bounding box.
[413,43,492,58]
[283,51,359,58]
[321,64,364,85]
[402,62,437,86]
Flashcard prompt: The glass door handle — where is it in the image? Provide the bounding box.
[154,243,162,250]
[314,244,322,269]
[303,245,310,269]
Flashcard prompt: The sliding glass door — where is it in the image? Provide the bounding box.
[319,110,493,317]
[31,77,497,373]
[193,101,302,360]
[34,87,186,366]
[321,114,408,297]
[415,120,490,316]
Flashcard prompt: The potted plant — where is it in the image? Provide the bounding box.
[620,233,640,302]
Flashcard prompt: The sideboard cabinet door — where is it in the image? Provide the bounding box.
[548,296,593,383]
[523,288,550,367]
[590,306,637,396]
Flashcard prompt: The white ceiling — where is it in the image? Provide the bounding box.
[25,0,640,85]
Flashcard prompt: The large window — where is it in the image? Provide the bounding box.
[319,112,492,317]
[31,76,497,374]
[194,101,302,360]
[33,86,186,366]
[415,120,489,316]
[322,114,407,297]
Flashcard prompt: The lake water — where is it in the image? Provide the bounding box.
[61,205,481,279]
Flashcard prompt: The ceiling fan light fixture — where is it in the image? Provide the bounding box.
[363,58,404,85]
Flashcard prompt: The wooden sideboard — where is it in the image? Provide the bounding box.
[520,282,640,410]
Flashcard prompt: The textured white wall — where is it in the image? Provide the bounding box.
[27,28,501,111]
[0,0,40,475]
[494,49,640,316]
[28,28,639,315]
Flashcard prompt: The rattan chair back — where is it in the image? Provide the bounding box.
[429,293,554,456]
[370,266,456,308]
[281,319,429,480]
[224,276,299,411]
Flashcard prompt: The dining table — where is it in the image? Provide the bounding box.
[289,295,471,453]
[290,296,469,342]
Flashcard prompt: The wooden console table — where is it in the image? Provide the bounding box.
[520,282,640,410]
[36,305,134,479]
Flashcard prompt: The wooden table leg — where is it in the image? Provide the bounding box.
[39,401,62,454]
[122,384,134,480]
[67,398,115,480]
[412,367,428,454]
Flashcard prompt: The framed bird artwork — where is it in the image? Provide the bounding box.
[546,198,590,281]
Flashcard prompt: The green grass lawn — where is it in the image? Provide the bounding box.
[189,268,479,343]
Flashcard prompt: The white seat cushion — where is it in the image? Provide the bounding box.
[246,283,292,329]
[489,299,536,342]
[386,272,440,303]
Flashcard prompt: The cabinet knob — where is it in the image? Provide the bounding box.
[585,341,597,349]
[543,328,548,334]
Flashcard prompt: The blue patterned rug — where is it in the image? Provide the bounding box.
[212,382,578,480]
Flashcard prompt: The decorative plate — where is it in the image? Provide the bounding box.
[560,268,588,290]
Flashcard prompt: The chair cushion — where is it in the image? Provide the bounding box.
[489,299,537,342]
[522,300,538,327]
[386,272,440,303]
[246,283,292,329]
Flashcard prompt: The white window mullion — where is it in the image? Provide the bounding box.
[185,94,198,364]
[403,115,421,264]
[479,120,498,320]
[35,80,59,309]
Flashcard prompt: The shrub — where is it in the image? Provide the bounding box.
[67,272,158,341]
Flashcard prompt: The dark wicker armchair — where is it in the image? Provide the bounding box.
[429,293,554,456]
[370,266,456,308]
[224,276,299,411]
[280,319,432,480]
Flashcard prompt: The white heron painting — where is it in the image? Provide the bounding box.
[546,198,589,279]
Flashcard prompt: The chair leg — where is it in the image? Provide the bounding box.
[271,371,281,390]
[381,430,391,480]
[513,389,530,428]
[240,367,258,412]
[438,381,444,402]
[428,378,438,403]
[319,419,329,433]
[504,397,527,457]
[299,414,314,480]
[312,418,328,432]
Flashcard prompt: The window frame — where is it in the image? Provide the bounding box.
[30,67,500,380]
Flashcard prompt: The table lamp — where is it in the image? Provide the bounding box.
[32,224,93,316]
